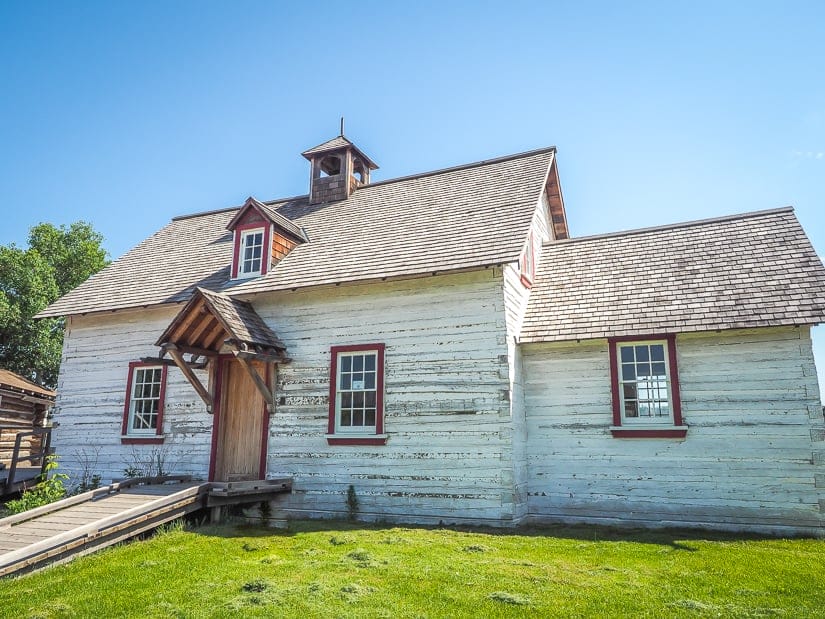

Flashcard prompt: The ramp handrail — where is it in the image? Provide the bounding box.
[2,427,52,491]
[0,480,209,574]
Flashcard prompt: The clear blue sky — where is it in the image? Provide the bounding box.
[2,1,824,393]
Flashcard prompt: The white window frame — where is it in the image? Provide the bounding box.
[237,228,266,278]
[615,339,674,426]
[126,365,165,436]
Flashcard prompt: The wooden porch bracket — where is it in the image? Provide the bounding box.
[164,344,214,413]
[233,353,277,414]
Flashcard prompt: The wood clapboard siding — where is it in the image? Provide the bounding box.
[522,326,825,535]
[254,269,515,524]
[54,308,213,483]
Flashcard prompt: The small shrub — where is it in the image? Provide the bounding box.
[73,473,102,495]
[346,484,358,521]
[5,456,68,515]
[329,535,349,546]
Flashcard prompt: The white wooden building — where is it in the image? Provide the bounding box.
[37,135,825,535]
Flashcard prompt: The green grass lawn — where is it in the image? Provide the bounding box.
[1,519,823,618]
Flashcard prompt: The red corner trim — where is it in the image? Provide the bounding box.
[259,364,271,479]
[610,428,688,439]
[121,361,167,441]
[608,334,684,436]
[326,436,388,446]
[328,343,386,439]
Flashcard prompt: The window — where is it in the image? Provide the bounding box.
[239,228,265,276]
[608,335,686,438]
[121,362,167,444]
[520,231,535,287]
[327,344,386,445]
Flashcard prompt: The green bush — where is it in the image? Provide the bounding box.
[5,456,68,514]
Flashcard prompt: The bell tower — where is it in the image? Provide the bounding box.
[302,126,378,205]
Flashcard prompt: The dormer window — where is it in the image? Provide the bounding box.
[227,197,307,281]
[239,228,265,277]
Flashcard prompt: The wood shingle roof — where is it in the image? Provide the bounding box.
[37,147,555,317]
[520,208,825,343]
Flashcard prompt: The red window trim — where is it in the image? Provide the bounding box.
[327,343,386,445]
[231,222,271,279]
[608,333,686,438]
[520,231,536,288]
[121,361,168,444]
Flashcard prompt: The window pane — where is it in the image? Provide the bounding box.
[365,409,376,426]
[365,354,376,371]
[340,410,351,426]
[637,363,650,377]
[364,373,375,390]
[651,345,665,361]
[622,364,635,380]
[624,401,638,417]
[342,356,351,372]
[652,362,666,377]
[635,346,649,362]
[623,383,637,399]
[341,374,351,390]
[353,392,364,408]
[620,347,634,362]
[353,355,363,371]
[341,393,352,408]
[365,392,376,407]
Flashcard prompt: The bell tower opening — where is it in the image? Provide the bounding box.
[302,130,378,205]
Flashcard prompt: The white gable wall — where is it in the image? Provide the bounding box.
[522,326,825,536]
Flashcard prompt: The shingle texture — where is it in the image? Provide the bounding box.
[0,369,56,399]
[197,288,286,351]
[521,208,825,343]
[38,148,555,317]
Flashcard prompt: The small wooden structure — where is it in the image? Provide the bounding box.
[0,476,292,578]
[0,369,56,496]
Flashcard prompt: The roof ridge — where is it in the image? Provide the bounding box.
[360,145,557,190]
[547,206,795,246]
[170,145,557,221]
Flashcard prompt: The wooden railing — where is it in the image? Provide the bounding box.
[0,426,53,492]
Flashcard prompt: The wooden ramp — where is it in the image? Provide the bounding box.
[0,476,209,578]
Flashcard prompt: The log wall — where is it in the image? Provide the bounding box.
[522,327,825,536]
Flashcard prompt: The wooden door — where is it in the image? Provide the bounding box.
[212,359,267,482]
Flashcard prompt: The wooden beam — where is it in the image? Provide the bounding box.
[161,343,218,358]
[168,299,207,342]
[139,357,208,370]
[187,315,218,349]
[202,321,228,351]
[233,349,291,365]
[233,354,276,413]
[165,346,214,413]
